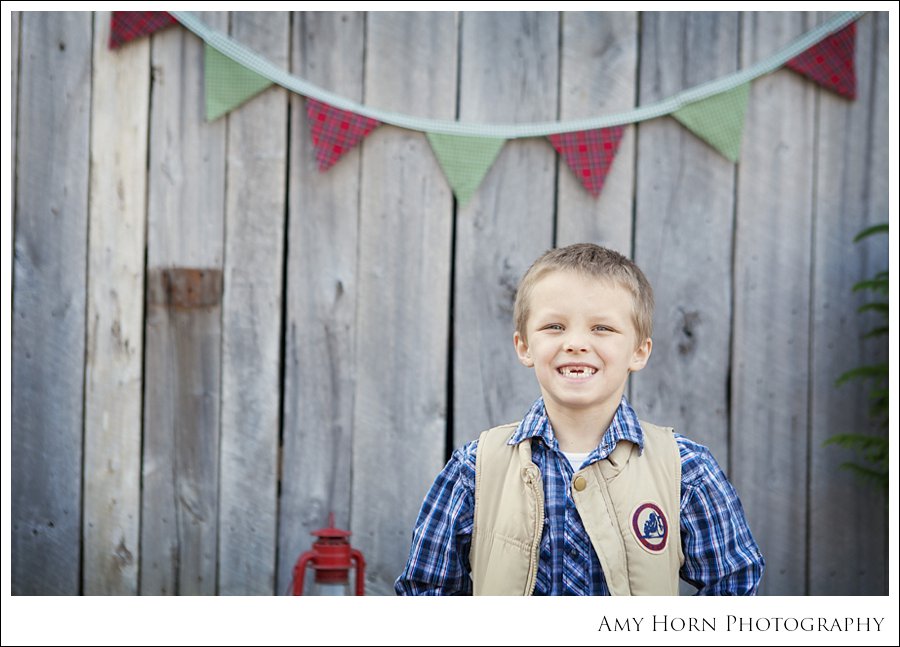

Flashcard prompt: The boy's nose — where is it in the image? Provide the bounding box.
[564,339,588,352]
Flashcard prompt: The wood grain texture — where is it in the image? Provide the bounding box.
[731,12,817,596]
[8,10,891,597]
[632,12,739,467]
[145,12,225,269]
[632,13,741,597]
[353,12,457,595]
[556,11,637,253]
[82,11,148,595]
[278,11,365,596]
[808,11,888,595]
[218,11,288,596]
[10,11,19,251]
[11,11,91,595]
[141,11,227,595]
[453,12,559,447]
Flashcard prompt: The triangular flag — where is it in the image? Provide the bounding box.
[205,44,273,121]
[786,22,856,99]
[306,99,381,171]
[426,134,506,206]
[109,12,177,50]
[672,83,750,163]
[548,127,624,197]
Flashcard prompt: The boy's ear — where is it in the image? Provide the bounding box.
[629,337,652,373]
[514,331,534,367]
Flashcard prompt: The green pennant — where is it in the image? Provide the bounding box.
[672,83,750,163]
[204,43,273,121]
[426,133,506,206]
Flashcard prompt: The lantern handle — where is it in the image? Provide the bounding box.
[351,549,366,597]
[292,550,315,596]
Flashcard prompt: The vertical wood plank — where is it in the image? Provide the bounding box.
[144,269,223,596]
[732,11,817,595]
[556,11,637,253]
[8,11,20,469]
[278,11,365,596]
[11,11,92,595]
[632,14,741,596]
[453,12,559,447]
[141,11,227,595]
[10,11,20,248]
[354,12,457,595]
[809,11,888,595]
[632,12,739,467]
[83,10,148,595]
[145,14,226,269]
[219,11,289,596]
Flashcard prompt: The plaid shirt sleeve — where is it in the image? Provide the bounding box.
[676,434,765,595]
[394,441,478,595]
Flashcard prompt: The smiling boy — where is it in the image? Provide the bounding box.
[396,243,764,595]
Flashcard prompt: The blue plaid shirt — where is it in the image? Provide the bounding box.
[395,396,764,595]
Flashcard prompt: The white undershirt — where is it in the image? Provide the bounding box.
[561,450,590,472]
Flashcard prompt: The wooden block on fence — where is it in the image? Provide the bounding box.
[147,268,223,309]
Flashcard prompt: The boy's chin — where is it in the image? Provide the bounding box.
[539,384,628,411]
[542,391,617,410]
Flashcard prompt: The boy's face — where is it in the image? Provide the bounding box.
[513,270,651,419]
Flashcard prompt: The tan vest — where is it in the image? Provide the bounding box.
[470,421,683,595]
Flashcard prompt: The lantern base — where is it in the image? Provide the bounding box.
[311,581,350,596]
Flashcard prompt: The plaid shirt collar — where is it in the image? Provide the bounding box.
[508,395,644,461]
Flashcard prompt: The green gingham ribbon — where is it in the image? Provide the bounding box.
[172,11,863,139]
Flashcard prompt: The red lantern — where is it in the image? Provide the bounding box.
[292,513,365,596]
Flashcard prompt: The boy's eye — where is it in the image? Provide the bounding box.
[542,324,564,331]
[593,325,612,332]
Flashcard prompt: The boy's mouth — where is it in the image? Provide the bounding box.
[557,364,597,379]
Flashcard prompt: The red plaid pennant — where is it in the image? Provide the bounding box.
[786,22,856,99]
[109,12,178,49]
[306,98,381,171]
[549,127,624,197]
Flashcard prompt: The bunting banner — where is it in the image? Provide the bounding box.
[110,10,864,204]
[306,99,381,171]
[109,11,176,49]
[786,22,856,99]
[672,84,750,163]
[549,127,624,197]
[426,134,506,206]
[205,44,273,122]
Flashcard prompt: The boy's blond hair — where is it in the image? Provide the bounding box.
[513,243,654,346]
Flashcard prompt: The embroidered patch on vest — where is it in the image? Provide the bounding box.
[631,502,668,553]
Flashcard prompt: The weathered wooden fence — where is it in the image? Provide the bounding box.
[11,11,888,595]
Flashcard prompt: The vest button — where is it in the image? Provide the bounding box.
[573,475,587,491]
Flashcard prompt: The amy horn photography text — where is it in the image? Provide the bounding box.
[598,616,885,633]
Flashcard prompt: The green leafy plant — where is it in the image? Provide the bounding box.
[827,223,888,492]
